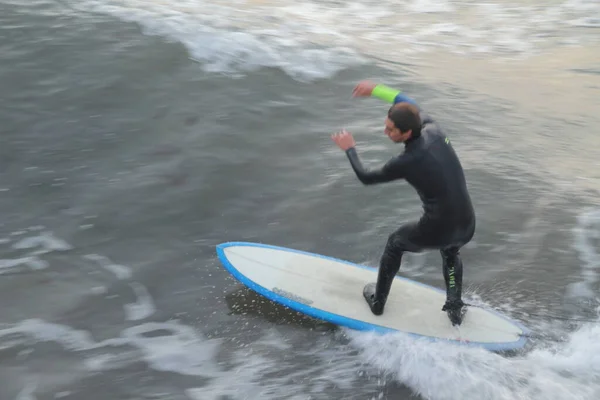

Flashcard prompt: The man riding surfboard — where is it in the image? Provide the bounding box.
[331,80,476,326]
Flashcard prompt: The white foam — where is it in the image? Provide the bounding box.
[0,319,102,352]
[0,318,223,377]
[0,316,373,398]
[83,254,133,280]
[15,382,37,400]
[82,253,155,320]
[120,321,223,377]
[69,0,364,82]
[406,0,454,14]
[561,0,600,12]
[567,208,600,299]
[3,311,600,400]
[346,317,600,400]
[0,257,49,273]
[1,221,597,399]
[59,0,599,80]
[84,354,121,372]
[90,286,107,295]
[186,329,377,399]
[124,282,156,321]
[0,231,72,274]
[12,232,73,253]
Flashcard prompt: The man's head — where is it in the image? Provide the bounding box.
[384,102,421,143]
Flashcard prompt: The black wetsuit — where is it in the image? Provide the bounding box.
[345,102,475,324]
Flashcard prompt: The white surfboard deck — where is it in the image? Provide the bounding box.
[216,241,529,351]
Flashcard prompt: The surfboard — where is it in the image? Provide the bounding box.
[216,241,530,351]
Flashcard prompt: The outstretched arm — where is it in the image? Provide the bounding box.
[353,81,420,107]
[353,80,435,124]
[345,148,406,185]
[332,129,407,185]
[371,83,420,108]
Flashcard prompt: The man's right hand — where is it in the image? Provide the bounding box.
[352,80,377,97]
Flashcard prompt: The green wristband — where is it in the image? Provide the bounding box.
[371,84,401,103]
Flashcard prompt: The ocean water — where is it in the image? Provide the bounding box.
[1,0,599,399]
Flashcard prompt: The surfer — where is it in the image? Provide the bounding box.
[331,80,476,326]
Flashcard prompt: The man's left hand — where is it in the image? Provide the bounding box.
[331,129,356,151]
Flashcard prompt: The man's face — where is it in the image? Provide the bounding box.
[384,117,411,143]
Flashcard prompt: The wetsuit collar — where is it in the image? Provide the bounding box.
[404,132,421,147]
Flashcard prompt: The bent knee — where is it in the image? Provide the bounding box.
[440,246,460,258]
[385,233,402,253]
[385,230,413,255]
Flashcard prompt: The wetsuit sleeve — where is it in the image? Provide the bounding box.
[371,83,436,125]
[344,147,408,185]
[371,84,420,108]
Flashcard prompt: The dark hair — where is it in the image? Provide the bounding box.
[388,102,421,136]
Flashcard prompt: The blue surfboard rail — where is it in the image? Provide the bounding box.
[216,241,530,352]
